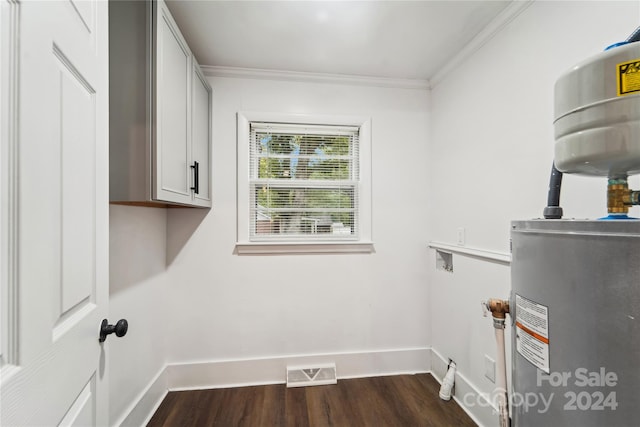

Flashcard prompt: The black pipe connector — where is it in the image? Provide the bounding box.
[627,26,640,44]
[543,163,564,219]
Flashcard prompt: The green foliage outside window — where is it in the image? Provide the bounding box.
[254,131,357,235]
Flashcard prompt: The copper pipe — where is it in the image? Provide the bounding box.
[608,178,640,214]
[486,298,510,319]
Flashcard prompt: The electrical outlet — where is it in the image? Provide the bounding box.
[484,355,496,383]
[457,227,465,246]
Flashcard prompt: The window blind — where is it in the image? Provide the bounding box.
[249,122,360,241]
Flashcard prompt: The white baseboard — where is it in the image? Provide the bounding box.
[430,349,498,427]
[113,367,168,427]
[115,347,500,427]
[167,347,431,391]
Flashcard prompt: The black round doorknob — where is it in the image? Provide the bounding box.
[99,318,128,342]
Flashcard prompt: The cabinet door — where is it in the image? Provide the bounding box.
[190,62,212,207]
[154,0,192,205]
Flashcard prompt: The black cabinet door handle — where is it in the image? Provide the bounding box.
[190,161,199,194]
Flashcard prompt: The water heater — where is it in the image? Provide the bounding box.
[510,39,640,426]
[554,42,640,178]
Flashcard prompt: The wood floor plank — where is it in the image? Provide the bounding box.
[305,381,358,427]
[386,374,444,427]
[146,374,478,427]
[333,378,378,426]
[177,391,202,427]
[284,386,310,427]
[259,384,285,426]
[213,386,266,426]
[146,391,179,427]
[192,389,228,427]
[151,391,198,427]
[344,376,410,427]
[415,374,477,427]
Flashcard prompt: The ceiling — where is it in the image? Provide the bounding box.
[166,1,511,81]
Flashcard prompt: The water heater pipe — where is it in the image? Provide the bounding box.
[543,163,564,219]
[485,298,510,427]
[607,177,640,215]
[626,26,640,43]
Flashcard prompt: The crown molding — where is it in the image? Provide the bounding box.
[201,65,430,90]
[430,0,535,88]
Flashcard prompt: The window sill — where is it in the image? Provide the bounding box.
[235,241,376,255]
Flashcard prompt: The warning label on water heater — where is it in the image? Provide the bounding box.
[617,59,640,96]
[515,294,550,373]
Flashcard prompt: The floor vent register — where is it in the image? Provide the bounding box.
[286,364,337,388]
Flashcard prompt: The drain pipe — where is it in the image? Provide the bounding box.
[439,361,457,401]
[484,299,510,427]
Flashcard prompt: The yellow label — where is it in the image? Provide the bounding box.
[617,59,640,96]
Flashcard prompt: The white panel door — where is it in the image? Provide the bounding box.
[154,0,192,205]
[190,62,212,208]
[0,0,110,425]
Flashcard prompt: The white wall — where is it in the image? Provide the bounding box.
[428,0,640,423]
[164,77,431,374]
[106,3,640,425]
[109,206,169,426]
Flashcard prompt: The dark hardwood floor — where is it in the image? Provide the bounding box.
[147,374,477,427]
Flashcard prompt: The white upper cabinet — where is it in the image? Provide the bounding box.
[190,62,213,207]
[154,1,192,205]
[109,0,212,208]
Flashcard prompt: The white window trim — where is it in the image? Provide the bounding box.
[236,112,374,255]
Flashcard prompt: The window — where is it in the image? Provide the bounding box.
[250,122,359,240]
[237,113,373,254]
